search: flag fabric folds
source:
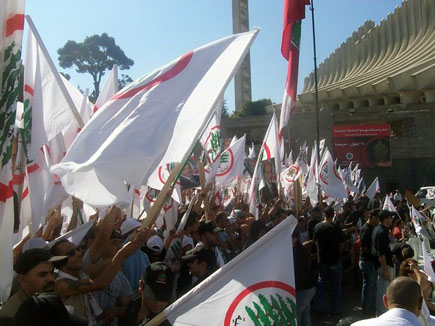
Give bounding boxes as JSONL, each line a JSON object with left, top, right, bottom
{"left": 279, "top": 0, "right": 310, "bottom": 134}
{"left": 318, "top": 149, "right": 347, "bottom": 200}
{"left": 51, "top": 29, "right": 259, "bottom": 207}
{"left": 365, "top": 177, "right": 380, "bottom": 199}
{"left": 164, "top": 216, "right": 298, "bottom": 326}
{"left": 0, "top": 0, "right": 25, "bottom": 302}
{"left": 93, "top": 64, "right": 118, "bottom": 113}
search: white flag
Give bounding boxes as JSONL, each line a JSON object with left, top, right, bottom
{"left": 48, "top": 220, "right": 95, "bottom": 248}
{"left": 318, "top": 149, "right": 347, "bottom": 200}
{"left": 382, "top": 195, "right": 397, "bottom": 213}
{"left": 51, "top": 29, "right": 259, "bottom": 207}
{"left": 164, "top": 216, "right": 298, "bottom": 326}
{"left": 280, "top": 164, "right": 302, "bottom": 188}
{"left": 261, "top": 112, "right": 281, "bottom": 184}
{"left": 214, "top": 135, "right": 246, "bottom": 187}
{"left": 365, "top": 177, "right": 380, "bottom": 199}
{"left": 295, "top": 141, "right": 308, "bottom": 175}
{"left": 93, "top": 64, "right": 118, "bottom": 113}
{"left": 306, "top": 143, "right": 318, "bottom": 205}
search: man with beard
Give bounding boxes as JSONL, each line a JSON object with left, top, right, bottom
{"left": 0, "top": 248, "right": 67, "bottom": 318}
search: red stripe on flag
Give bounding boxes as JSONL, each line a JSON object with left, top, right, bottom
{"left": 24, "top": 84, "right": 34, "bottom": 96}
{"left": 281, "top": 0, "right": 309, "bottom": 60}
{"left": 5, "top": 14, "right": 25, "bottom": 37}
{"left": 93, "top": 105, "right": 98, "bottom": 113}
{"left": 0, "top": 180, "right": 14, "bottom": 202}
{"left": 112, "top": 51, "right": 193, "bottom": 100}
{"left": 27, "top": 163, "right": 40, "bottom": 174}
{"left": 13, "top": 172, "right": 25, "bottom": 185}
{"left": 22, "top": 187, "right": 29, "bottom": 200}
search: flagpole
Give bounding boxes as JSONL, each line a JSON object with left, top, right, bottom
{"left": 309, "top": 0, "right": 321, "bottom": 202}
{"left": 25, "top": 16, "right": 85, "bottom": 128}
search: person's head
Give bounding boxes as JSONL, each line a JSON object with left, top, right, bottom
{"left": 50, "top": 240, "right": 83, "bottom": 273}
{"left": 378, "top": 210, "right": 393, "bottom": 228}
{"left": 182, "top": 245, "right": 217, "bottom": 278}
{"left": 14, "top": 292, "right": 88, "bottom": 326}
{"left": 139, "top": 262, "right": 173, "bottom": 315}
{"left": 324, "top": 207, "right": 335, "bottom": 220}
{"left": 394, "top": 218, "right": 404, "bottom": 229}
{"left": 143, "top": 235, "right": 164, "bottom": 262}
{"left": 368, "top": 209, "right": 380, "bottom": 226}
{"left": 311, "top": 205, "right": 323, "bottom": 219}
{"left": 342, "top": 201, "right": 353, "bottom": 213}
{"left": 361, "top": 207, "right": 370, "bottom": 222}
{"left": 248, "top": 220, "right": 266, "bottom": 241}
{"left": 215, "top": 211, "right": 228, "bottom": 229}
{"left": 14, "top": 249, "right": 67, "bottom": 296}
{"left": 383, "top": 276, "right": 422, "bottom": 316}
{"left": 271, "top": 208, "right": 287, "bottom": 225}
{"left": 103, "top": 230, "right": 123, "bottom": 259}
{"left": 401, "top": 247, "right": 415, "bottom": 261}
{"left": 197, "top": 221, "right": 219, "bottom": 247}
{"left": 181, "top": 162, "right": 194, "bottom": 178}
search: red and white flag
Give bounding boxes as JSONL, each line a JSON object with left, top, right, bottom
{"left": 382, "top": 195, "right": 397, "bottom": 214}
{"left": 52, "top": 29, "right": 259, "bottom": 207}
{"left": 279, "top": 0, "right": 309, "bottom": 139}
{"left": 215, "top": 135, "right": 246, "bottom": 187}
{"left": 365, "top": 177, "right": 380, "bottom": 199}
{"left": 93, "top": 64, "right": 118, "bottom": 113}
{"left": 0, "top": 0, "right": 25, "bottom": 301}
{"left": 318, "top": 149, "right": 347, "bottom": 200}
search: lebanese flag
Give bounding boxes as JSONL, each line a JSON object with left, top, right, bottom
{"left": 279, "top": 0, "right": 310, "bottom": 137}
{"left": 0, "top": 0, "right": 25, "bottom": 301}
{"left": 163, "top": 216, "right": 297, "bottom": 326}
{"left": 318, "top": 149, "right": 347, "bottom": 200}
{"left": 365, "top": 177, "right": 380, "bottom": 199}
{"left": 92, "top": 64, "right": 118, "bottom": 113}
{"left": 52, "top": 29, "right": 259, "bottom": 207}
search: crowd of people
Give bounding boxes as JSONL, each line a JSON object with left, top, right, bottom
{"left": 0, "top": 185, "right": 434, "bottom": 326}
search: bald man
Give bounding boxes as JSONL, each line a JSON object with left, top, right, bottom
{"left": 351, "top": 276, "right": 423, "bottom": 326}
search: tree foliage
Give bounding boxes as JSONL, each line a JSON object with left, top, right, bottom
{"left": 232, "top": 98, "right": 272, "bottom": 117}
{"left": 57, "top": 33, "right": 134, "bottom": 99}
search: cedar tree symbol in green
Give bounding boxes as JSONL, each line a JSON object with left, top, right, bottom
{"left": 245, "top": 293, "right": 296, "bottom": 326}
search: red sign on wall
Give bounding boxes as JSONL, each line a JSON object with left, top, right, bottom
{"left": 333, "top": 124, "right": 391, "bottom": 168}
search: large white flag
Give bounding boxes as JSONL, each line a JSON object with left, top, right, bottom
{"left": 261, "top": 112, "right": 281, "bottom": 179}
{"left": 365, "top": 177, "right": 380, "bottom": 199}
{"left": 318, "top": 149, "right": 347, "bottom": 200}
{"left": 52, "top": 29, "right": 259, "bottom": 207}
{"left": 164, "top": 216, "right": 298, "bottom": 326}
{"left": 0, "top": 0, "right": 25, "bottom": 302}
{"left": 93, "top": 64, "right": 118, "bottom": 113}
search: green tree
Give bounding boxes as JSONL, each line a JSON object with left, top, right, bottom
{"left": 222, "top": 98, "right": 230, "bottom": 118}
{"left": 233, "top": 98, "right": 272, "bottom": 117}
{"left": 57, "top": 33, "right": 134, "bottom": 100}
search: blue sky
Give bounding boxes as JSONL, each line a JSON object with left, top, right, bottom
{"left": 24, "top": 0, "right": 403, "bottom": 112}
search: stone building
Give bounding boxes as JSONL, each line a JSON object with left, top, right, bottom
{"left": 222, "top": 0, "right": 435, "bottom": 193}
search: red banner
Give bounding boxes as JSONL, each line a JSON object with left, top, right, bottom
{"left": 333, "top": 124, "right": 391, "bottom": 168}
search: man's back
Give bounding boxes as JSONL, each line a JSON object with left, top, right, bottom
{"left": 351, "top": 307, "right": 421, "bottom": 326}
{"left": 313, "top": 221, "right": 343, "bottom": 265}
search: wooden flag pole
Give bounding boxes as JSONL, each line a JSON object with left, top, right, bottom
{"left": 197, "top": 161, "right": 212, "bottom": 221}
{"left": 139, "top": 162, "right": 183, "bottom": 230}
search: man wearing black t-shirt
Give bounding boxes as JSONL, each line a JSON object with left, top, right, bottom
{"left": 313, "top": 207, "right": 344, "bottom": 314}
{"left": 371, "top": 210, "right": 394, "bottom": 316}
{"left": 359, "top": 209, "right": 379, "bottom": 316}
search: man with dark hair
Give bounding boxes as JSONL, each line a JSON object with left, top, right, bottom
{"left": 197, "top": 220, "right": 225, "bottom": 267}
{"left": 313, "top": 206, "right": 344, "bottom": 315}
{"left": 182, "top": 245, "right": 217, "bottom": 288}
{"left": 351, "top": 276, "right": 422, "bottom": 325}
{"left": 371, "top": 210, "right": 394, "bottom": 316}
{"left": 0, "top": 249, "right": 67, "bottom": 318}
{"left": 359, "top": 209, "right": 379, "bottom": 316}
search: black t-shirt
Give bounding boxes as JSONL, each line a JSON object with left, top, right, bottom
{"left": 371, "top": 224, "right": 393, "bottom": 268}
{"left": 360, "top": 223, "right": 375, "bottom": 262}
{"left": 293, "top": 241, "right": 315, "bottom": 291}
{"left": 313, "top": 221, "right": 344, "bottom": 265}
{"left": 307, "top": 218, "right": 321, "bottom": 240}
